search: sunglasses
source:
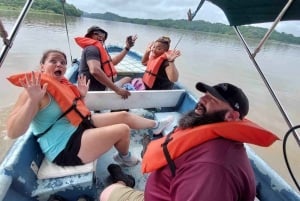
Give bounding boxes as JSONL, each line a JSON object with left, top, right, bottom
{"left": 93, "top": 32, "right": 106, "bottom": 37}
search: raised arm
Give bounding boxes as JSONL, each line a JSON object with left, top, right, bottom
{"left": 6, "top": 73, "right": 47, "bottom": 139}
{"left": 141, "top": 41, "right": 154, "bottom": 66}
{"left": 165, "top": 49, "right": 181, "bottom": 82}
{"left": 111, "top": 35, "right": 137, "bottom": 65}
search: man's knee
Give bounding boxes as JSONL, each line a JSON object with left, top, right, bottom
{"left": 99, "top": 184, "right": 123, "bottom": 201}
{"left": 118, "top": 110, "right": 130, "bottom": 119}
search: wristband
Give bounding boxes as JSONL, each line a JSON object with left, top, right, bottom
{"left": 125, "top": 47, "right": 130, "bottom": 51}
{"left": 168, "top": 60, "right": 174, "bottom": 63}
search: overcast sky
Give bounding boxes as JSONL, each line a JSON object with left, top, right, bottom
{"left": 66, "top": 0, "right": 300, "bottom": 37}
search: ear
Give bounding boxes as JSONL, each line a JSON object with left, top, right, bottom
{"left": 40, "top": 65, "right": 45, "bottom": 72}
{"left": 224, "top": 110, "right": 240, "bottom": 121}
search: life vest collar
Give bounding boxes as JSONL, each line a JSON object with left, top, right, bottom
{"left": 141, "top": 119, "right": 279, "bottom": 173}
{"left": 75, "top": 37, "right": 117, "bottom": 78}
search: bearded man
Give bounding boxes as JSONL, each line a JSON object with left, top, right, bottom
{"left": 99, "top": 82, "right": 276, "bottom": 201}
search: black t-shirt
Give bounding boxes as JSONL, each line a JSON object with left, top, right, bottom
{"left": 79, "top": 45, "right": 106, "bottom": 91}
{"left": 146, "top": 60, "right": 174, "bottom": 90}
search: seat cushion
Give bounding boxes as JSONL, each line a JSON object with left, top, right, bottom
{"left": 37, "top": 158, "right": 96, "bottom": 179}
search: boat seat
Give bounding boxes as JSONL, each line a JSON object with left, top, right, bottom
{"left": 0, "top": 131, "right": 97, "bottom": 200}
{"left": 37, "top": 158, "right": 96, "bottom": 179}
{"left": 32, "top": 158, "right": 97, "bottom": 199}
{"left": 85, "top": 89, "right": 186, "bottom": 111}
{"left": 154, "top": 112, "right": 181, "bottom": 135}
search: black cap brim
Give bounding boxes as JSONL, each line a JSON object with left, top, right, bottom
{"left": 195, "top": 82, "right": 227, "bottom": 102}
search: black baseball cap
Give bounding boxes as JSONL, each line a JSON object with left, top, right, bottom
{"left": 85, "top": 26, "right": 108, "bottom": 40}
{"left": 196, "top": 82, "right": 249, "bottom": 118}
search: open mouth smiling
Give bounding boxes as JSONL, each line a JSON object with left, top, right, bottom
{"left": 195, "top": 103, "right": 206, "bottom": 115}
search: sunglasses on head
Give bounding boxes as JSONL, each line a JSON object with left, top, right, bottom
{"left": 157, "top": 36, "right": 170, "bottom": 45}
{"left": 161, "top": 36, "right": 170, "bottom": 42}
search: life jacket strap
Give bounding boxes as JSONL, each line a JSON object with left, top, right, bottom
{"left": 161, "top": 126, "right": 177, "bottom": 177}
{"left": 102, "top": 60, "right": 110, "bottom": 65}
{"left": 35, "top": 97, "right": 93, "bottom": 138}
{"left": 101, "top": 60, "right": 115, "bottom": 82}
{"left": 145, "top": 70, "right": 157, "bottom": 76}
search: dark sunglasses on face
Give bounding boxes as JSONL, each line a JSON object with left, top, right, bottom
{"left": 93, "top": 32, "right": 106, "bottom": 37}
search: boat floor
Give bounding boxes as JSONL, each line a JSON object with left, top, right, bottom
{"left": 93, "top": 109, "right": 155, "bottom": 198}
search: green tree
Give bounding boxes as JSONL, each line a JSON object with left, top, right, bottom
{"left": 0, "top": 0, "right": 83, "bottom": 16}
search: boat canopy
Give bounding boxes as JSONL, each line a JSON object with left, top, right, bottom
{"left": 208, "top": 0, "right": 300, "bottom": 26}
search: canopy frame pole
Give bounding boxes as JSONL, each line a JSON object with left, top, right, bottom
{"left": 0, "top": 0, "right": 34, "bottom": 68}
{"left": 60, "top": 0, "right": 73, "bottom": 62}
{"left": 253, "top": 0, "right": 294, "bottom": 57}
{"left": 234, "top": 26, "right": 300, "bottom": 145}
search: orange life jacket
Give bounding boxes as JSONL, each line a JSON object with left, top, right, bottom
{"left": 142, "top": 119, "right": 279, "bottom": 173}
{"left": 75, "top": 37, "right": 117, "bottom": 77}
{"left": 142, "top": 53, "right": 168, "bottom": 88}
{"left": 7, "top": 72, "right": 91, "bottom": 126}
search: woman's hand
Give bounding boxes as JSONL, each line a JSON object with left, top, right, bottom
{"left": 166, "top": 49, "right": 181, "bottom": 62}
{"left": 77, "top": 74, "right": 90, "bottom": 98}
{"left": 6, "top": 71, "right": 47, "bottom": 139}
{"left": 19, "top": 72, "right": 47, "bottom": 103}
{"left": 146, "top": 41, "right": 154, "bottom": 53}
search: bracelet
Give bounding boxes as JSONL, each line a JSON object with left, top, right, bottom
{"left": 125, "top": 47, "right": 130, "bottom": 51}
{"left": 168, "top": 60, "right": 174, "bottom": 63}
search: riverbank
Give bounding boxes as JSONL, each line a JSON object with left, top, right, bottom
{"left": 0, "top": 7, "right": 61, "bottom": 16}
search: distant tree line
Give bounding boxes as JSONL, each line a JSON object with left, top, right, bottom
{"left": 1, "top": 0, "right": 299, "bottom": 45}
{"left": 85, "top": 12, "right": 300, "bottom": 45}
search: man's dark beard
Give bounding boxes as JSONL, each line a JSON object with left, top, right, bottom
{"left": 178, "top": 110, "right": 228, "bottom": 129}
